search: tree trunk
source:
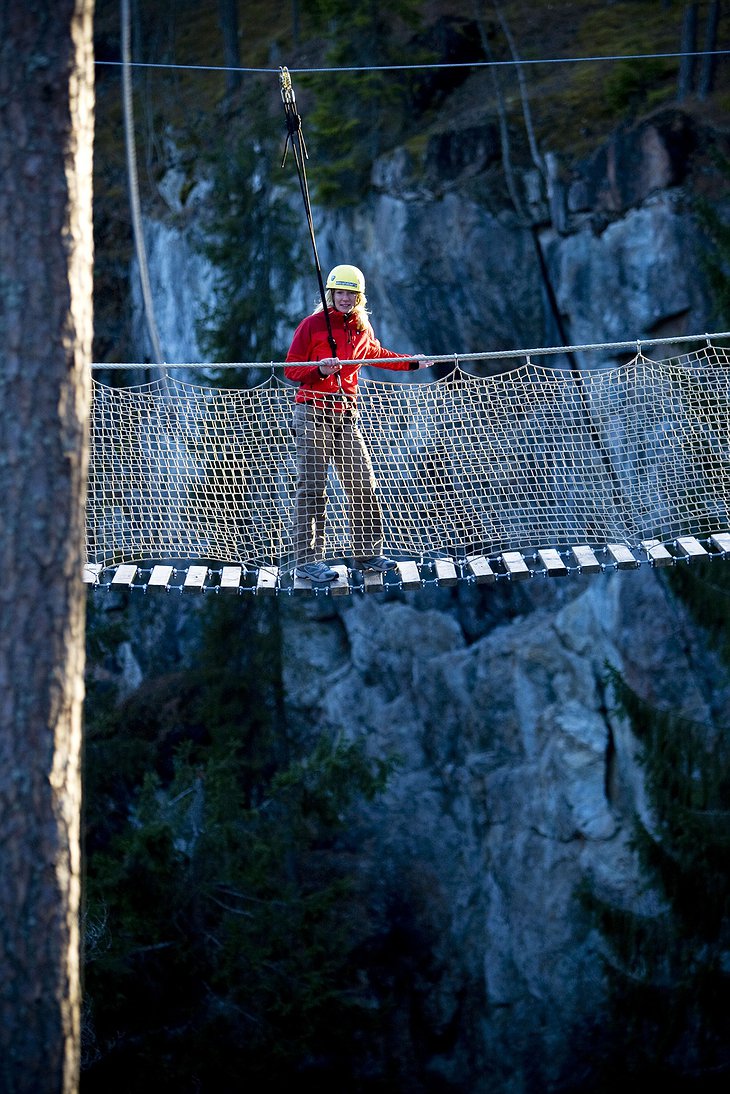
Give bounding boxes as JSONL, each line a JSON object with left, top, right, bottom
{"left": 698, "top": 0, "right": 720, "bottom": 99}
{"left": 677, "top": 2, "right": 698, "bottom": 100}
{"left": 218, "top": 0, "right": 242, "bottom": 96}
{"left": 0, "top": 1, "right": 94, "bottom": 1091}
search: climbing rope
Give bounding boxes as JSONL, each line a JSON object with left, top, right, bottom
{"left": 120, "top": 0, "right": 164, "bottom": 368}
{"left": 279, "top": 66, "right": 337, "bottom": 359}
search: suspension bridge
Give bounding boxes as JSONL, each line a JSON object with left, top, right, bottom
{"left": 84, "top": 332, "right": 730, "bottom": 596}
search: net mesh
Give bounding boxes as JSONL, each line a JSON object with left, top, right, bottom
{"left": 87, "top": 343, "right": 730, "bottom": 569}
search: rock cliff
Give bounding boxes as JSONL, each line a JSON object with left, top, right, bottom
{"left": 115, "top": 101, "right": 730, "bottom": 1088}
{"left": 136, "top": 107, "right": 722, "bottom": 367}
{"left": 277, "top": 566, "right": 725, "bottom": 1088}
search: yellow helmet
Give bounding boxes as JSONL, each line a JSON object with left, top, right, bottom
{"left": 326, "top": 264, "right": 365, "bottom": 294}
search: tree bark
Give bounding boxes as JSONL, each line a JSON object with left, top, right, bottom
{"left": 218, "top": 0, "right": 242, "bottom": 96}
{"left": 472, "top": 3, "right": 526, "bottom": 221}
{"left": 0, "top": 1, "right": 94, "bottom": 1091}
{"left": 698, "top": 0, "right": 720, "bottom": 100}
{"left": 491, "top": 0, "right": 545, "bottom": 179}
{"left": 677, "top": 2, "right": 698, "bottom": 100}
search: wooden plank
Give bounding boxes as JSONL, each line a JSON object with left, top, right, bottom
{"left": 363, "top": 570, "right": 384, "bottom": 593}
{"left": 606, "top": 543, "right": 640, "bottom": 569}
{"left": 219, "top": 566, "right": 242, "bottom": 593}
{"left": 537, "top": 548, "right": 568, "bottom": 577}
{"left": 641, "top": 539, "right": 673, "bottom": 567}
{"left": 466, "top": 555, "right": 495, "bottom": 584}
{"left": 676, "top": 535, "right": 708, "bottom": 559}
{"left": 710, "top": 533, "right": 730, "bottom": 555}
{"left": 147, "top": 565, "right": 174, "bottom": 588}
{"left": 501, "top": 551, "right": 531, "bottom": 580}
{"left": 570, "top": 545, "right": 602, "bottom": 574}
{"left": 183, "top": 565, "right": 208, "bottom": 591}
{"left": 330, "top": 564, "right": 350, "bottom": 596}
{"left": 396, "top": 560, "right": 422, "bottom": 590}
{"left": 434, "top": 557, "right": 458, "bottom": 586}
{"left": 256, "top": 566, "right": 278, "bottom": 595}
{"left": 292, "top": 570, "right": 338, "bottom": 594}
{"left": 111, "top": 563, "right": 137, "bottom": 586}
{"left": 83, "top": 563, "right": 103, "bottom": 584}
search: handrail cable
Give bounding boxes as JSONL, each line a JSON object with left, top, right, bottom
{"left": 90, "top": 329, "right": 730, "bottom": 370}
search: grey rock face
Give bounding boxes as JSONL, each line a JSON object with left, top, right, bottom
{"left": 280, "top": 570, "right": 717, "bottom": 1088}
{"left": 313, "top": 109, "right": 712, "bottom": 361}
{"left": 137, "top": 111, "right": 713, "bottom": 373}
{"left": 544, "top": 192, "right": 705, "bottom": 352}
{"left": 131, "top": 219, "right": 216, "bottom": 365}
{"left": 123, "top": 104, "right": 726, "bottom": 1088}
{"left": 569, "top": 109, "right": 699, "bottom": 215}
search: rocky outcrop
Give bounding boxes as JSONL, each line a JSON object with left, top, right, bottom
{"left": 131, "top": 218, "right": 215, "bottom": 364}
{"left": 137, "top": 107, "right": 719, "bottom": 369}
{"left": 90, "top": 556, "right": 726, "bottom": 1090}
{"left": 279, "top": 568, "right": 721, "bottom": 1090}
{"left": 567, "top": 109, "right": 699, "bottom": 217}
{"left": 544, "top": 190, "right": 705, "bottom": 353}
{"left": 118, "top": 102, "right": 730, "bottom": 1089}
{"left": 316, "top": 108, "right": 715, "bottom": 362}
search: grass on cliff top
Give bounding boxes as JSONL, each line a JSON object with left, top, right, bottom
{"left": 94, "top": 0, "right": 727, "bottom": 155}
{"left": 92, "top": 0, "right": 729, "bottom": 205}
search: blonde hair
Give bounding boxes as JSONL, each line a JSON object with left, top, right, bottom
{"left": 313, "top": 288, "right": 370, "bottom": 332}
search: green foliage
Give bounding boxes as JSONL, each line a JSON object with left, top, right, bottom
{"left": 82, "top": 597, "right": 399, "bottom": 1089}
{"left": 667, "top": 561, "right": 730, "bottom": 668}
{"left": 695, "top": 147, "right": 730, "bottom": 328}
{"left": 607, "top": 666, "right": 730, "bottom": 860}
{"left": 537, "top": 1, "right": 682, "bottom": 155}
{"left": 603, "top": 58, "right": 674, "bottom": 115}
{"left": 196, "top": 89, "right": 307, "bottom": 372}
{"left": 302, "top": 0, "right": 430, "bottom": 207}
{"left": 577, "top": 666, "right": 730, "bottom": 1089}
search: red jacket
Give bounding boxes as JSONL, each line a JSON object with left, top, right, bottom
{"left": 285, "top": 307, "right": 417, "bottom": 409}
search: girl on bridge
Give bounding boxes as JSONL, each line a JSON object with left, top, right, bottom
{"left": 285, "top": 263, "right": 432, "bottom": 584}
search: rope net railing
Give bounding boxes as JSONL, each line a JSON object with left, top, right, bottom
{"left": 87, "top": 341, "right": 730, "bottom": 573}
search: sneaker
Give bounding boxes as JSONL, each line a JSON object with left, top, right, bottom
{"left": 357, "top": 556, "right": 398, "bottom": 573}
{"left": 296, "top": 561, "right": 338, "bottom": 583}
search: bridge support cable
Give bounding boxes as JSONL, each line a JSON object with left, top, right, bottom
{"left": 83, "top": 532, "right": 730, "bottom": 597}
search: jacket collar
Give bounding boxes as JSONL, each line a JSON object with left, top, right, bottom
{"left": 328, "top": 306, "right": 356, "bottom": 326}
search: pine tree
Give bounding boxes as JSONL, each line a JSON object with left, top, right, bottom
{"left": 577, "top": 665, "right": 730, "bottom": 1091}
{"left": 82, "top": 595, "right": 397, "bottom": 1088}
{"left": 197, "top": 88, "right": 307, "bottom": 375}
{"left": 303, "top": 0, "right": 428, "bottom": 206}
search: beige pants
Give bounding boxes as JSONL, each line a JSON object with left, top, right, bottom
{"left": 292, "top": 402, "right": 383, "bottom": 564}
